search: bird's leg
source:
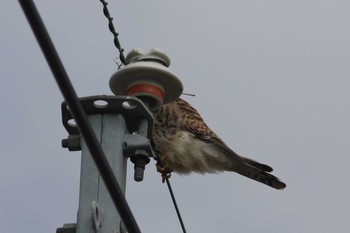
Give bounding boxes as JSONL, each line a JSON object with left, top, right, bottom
{"left": 156, "top": 153, "right": 173, "bottom": 182}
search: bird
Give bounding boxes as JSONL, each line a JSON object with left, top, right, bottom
{"left": 151, "top": 98, "right": 286, "bottom": 190}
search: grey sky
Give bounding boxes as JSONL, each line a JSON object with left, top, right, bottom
{"left": 1, "top": 0, "right": 350, "bottom": 232}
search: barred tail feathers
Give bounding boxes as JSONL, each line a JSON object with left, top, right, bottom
{"left": 231, "top": 163, "right": 286, "bottom": 190}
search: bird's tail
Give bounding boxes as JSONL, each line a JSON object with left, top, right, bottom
{"left": 231, "top": 162, "right": 286, "bottom": 190}
{"left": 241, "top": 157, "right": 274, "bottom": 172}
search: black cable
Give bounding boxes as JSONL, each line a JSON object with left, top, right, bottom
{"left": 155, "top": 153, "right": 187, "bottom": 233}
{"left": 165, "top": 178, "right": 188, "bottom": 233}
{"left": 18, "top": 1, "right": 140, "bottom": 232}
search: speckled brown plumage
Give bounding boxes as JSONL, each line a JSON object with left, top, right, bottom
{"left": 152, "top": 98, "right": 286, "bottom": 190}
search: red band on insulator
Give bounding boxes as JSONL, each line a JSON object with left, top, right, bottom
{"left": 127, "top": 84, "right": 164, "bottom": 101}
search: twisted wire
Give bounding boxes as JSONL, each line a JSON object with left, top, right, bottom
{"left": 99, "top": 0, "right": 127, "bottom": 65}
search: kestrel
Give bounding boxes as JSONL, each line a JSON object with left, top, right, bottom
{"left": 152, "top": 98, "right": 286, "bottom": 190}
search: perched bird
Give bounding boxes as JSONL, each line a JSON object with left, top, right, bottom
{"left": 152, "top": 98, "right": 286, "bottom": 190}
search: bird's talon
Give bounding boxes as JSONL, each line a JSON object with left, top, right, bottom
{"left": 161, "top": 172, "right": 171, "bottom": 183}
{"left": 156, "top": 162, "right": 173, "bottom": 182}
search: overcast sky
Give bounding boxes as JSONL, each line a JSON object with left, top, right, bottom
{"left": 1, "top": 1, "right": 350, "bottom": 232}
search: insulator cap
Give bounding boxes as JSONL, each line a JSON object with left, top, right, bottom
{"left": 109, "top": 48, "right": 183, "bottom": 110}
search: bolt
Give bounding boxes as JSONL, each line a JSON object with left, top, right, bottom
{"left": 61, "top": 135, "right": 81, "bottom": 151}
{"left": 130, "top": 150, "right": 150, "bottom": 182}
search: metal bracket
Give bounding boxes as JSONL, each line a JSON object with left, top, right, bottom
{"left": 61, "top": 95, "right": 154, "bottom": 139}
{"left": 123, "top": 134, "right": 153, "bottom": 158}
{"left": 61, "top": 95, "right": 155, "bottom": 181}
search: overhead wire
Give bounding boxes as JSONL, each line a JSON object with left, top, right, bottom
{"left": 18, "top": 1, "right": 140, "bottom": 232}
{"left": 99, "top": 0, "right": 127, "bottom": 65}
{"left": 152, "top": 149, "right": 187, "bottom": 233}
{"left": 165, "top": 174, "right": 188, "bottom": 233}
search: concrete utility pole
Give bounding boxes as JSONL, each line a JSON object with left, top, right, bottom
{"left": 57, "top": 49, "right": 183, "bottom": 233}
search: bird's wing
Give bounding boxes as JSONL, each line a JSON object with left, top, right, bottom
{"left": 177, "top": 98, "right": 274, "bottom": 173}
{"left": 206, "top": 136, "right": 286, "bottom": 190}
{"left": 176, "top": 98, "right": 214, "bottom": 138}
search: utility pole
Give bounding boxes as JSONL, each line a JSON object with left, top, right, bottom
{"left": 57, "top": 49, "right": 183, "bottom": 233}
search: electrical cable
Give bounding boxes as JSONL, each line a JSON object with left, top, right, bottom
{"left": 155, "top": 154, "right": 188, "bottom": 233}
{"left": 18, "top": 1, "right": 140, "bottom": 232}
{"left": 99, "top": 0, "right": 127, "bottom": 65}
{"left": 165, "top": 178, "right": 188, "bottom": 233}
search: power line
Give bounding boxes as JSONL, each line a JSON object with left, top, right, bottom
{"left": 18, "top": 1, "right": 140, "bottom": 232}
{"left": 165, "top": 178, "right": 188, "bottom": 233}
{"left": 99, "top": 0, "right": 127, "bottom": 65}
{"left": 156, "top": 154, "right": 187, "bottom": 233}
